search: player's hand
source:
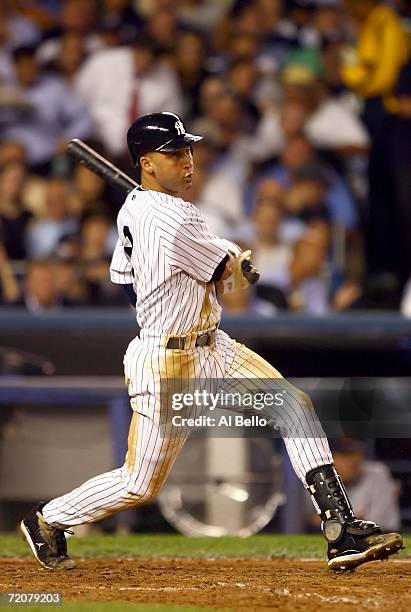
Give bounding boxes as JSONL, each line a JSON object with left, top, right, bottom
{"left": 237, "top": 250, "right": 253, "bottom": 289}
{"left": 239, "top": 250, "right": 260, "bottom": 285}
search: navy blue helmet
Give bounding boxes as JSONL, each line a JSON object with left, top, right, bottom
{"left": 127, "top": 112, "right": 203, "bottom": 167}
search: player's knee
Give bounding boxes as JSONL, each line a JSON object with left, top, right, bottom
{"left": 135, "top": 487, "right": 158, "bottom": 505}
{"left": 122, "top": 470, "right": 162, "bottom": 505}
{"left": 124, "top": 482, "right": 158, "bottom": 505}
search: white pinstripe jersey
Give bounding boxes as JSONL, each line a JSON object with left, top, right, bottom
{"left": 110, "top": 187, "right": 230, "bottom": 335}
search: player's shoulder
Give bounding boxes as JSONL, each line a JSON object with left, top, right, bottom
{"left": 164, "top": 195, "right": 206, "bottom": 227}
{"left": 144, "top": 191, "right": 200, "bottom": 221}
{"left": 120, "top": 189, "right": 203, "bottom": 228}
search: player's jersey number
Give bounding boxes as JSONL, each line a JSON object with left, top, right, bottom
{"left": 123, "top": 225, "right": 135, "bottom": 277}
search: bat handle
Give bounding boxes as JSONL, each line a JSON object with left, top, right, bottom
{"left": 241, "top": 259, "right": 260, "bottom": 285}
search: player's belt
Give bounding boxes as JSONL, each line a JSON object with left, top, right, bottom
{"left": 165, "top": 329, "right": 216, "bottom": 350}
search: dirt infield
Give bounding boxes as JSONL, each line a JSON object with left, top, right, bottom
{"left": 1, "top": 558, "right": 410, "bottom": 610}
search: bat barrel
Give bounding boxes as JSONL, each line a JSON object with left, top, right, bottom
{"left": 67, "top": 139, "right": 138, "bottom": 194}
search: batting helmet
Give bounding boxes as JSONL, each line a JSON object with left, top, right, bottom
{"left": 127, "top": 112, "right": 203, "bottom": 167}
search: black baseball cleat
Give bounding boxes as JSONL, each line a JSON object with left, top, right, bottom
{"left": 327, "top": 521, "right": 404, "bottom": 572}
{"left": 20, "top": 502, "right": 76, "bottom": 570}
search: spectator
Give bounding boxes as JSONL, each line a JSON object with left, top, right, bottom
{"left": 251, "top": 178, "right": 331, "bottom": 314}
{"left": 213, "top": 2, "right": 261, "bottom": 54}
{"left": 226, "top": 57, "right": 260, "bottom": 127}
{"left": 185, "top": 140, "right": 247, "bottom": 241}
{"left": 221, "top": 285, "right": 278, "bottom": 316}
{"left": 70, "top": 158, "right": 110, "bottom": 217}
{"left": 288, "top": 222, "right": 331, "bottom": 314}
{"left": 265, "top": 135, "right": 359, "bottom": 229}
{"left": 251, "top": 179, "right": 297, "bottom": 309}
{"left": 44, "top": 31, "right": 87, "bottom": 85}
{"left": 341, "top": 0, "right": 409, "bottom": 283}
{"left": 0, "top": 45, "right": 92, "bottom": 172}
{"left": 20, "top": 259, "right": 62, "bottom": 313}
{"left": 75, "top": 35, "right": 183, "bottom": 158}
{"left": 37, "top": 0, "right": 100, "bottom": 66}
{"left": 225, "top": 32, "right": 261, "bottom": 63}
{"left": 0, "top": 161, "right": 31, "bottom": 260}
{"left": 190, "top": 76, "right": 227, "bottom": 142}
{"left": 388, "top": 59, "right": 411, "bottom": 284}
{"left": 245, "top": 98, "right": 308, "bottom": 163}
{"left": 0, "top": 141, "right": 26, "bottom": 167}
{"left": 145, "top": 8, "right": 179, "bottom": 56}
{"left": 191, "top": 88, "right": 252, "bottom": 191}
{"left": 25, "top": 178, "right": 79, "bottom": 258}
{"left": 53, "top": 258, "right": 91, "bottom": 306}
{"left": 97, "top": 0, "right": 142, "bottom": 48}
{"left": 79, "top": 213, "right": 115, "bottom": 262}
{"left": 255, "top": 0, "right": 299, "bottom": 69}
{"left": 341, "top": 0, "right": 408, "bottom": 105}
{"left": 299, "top": 1, "right": 344, "bottom": 49}
{"left": 173, "top": 31, "right": 209, "bottom": 120}
{"left": 284, "top": 162, "right": 331, "bottom": 224}
{"left": 177, "top": 0, "right": 227, "bottom": 34}
{"left": 279, "top": 48, "right": 369, "bottom": 154}
{"left": 0, "top": 241, "right": 20, "bottom": 304}
{"left": 305, "top": 439, "right": 401, "bottom": 532}
{"left": 78, "top": 213, "right": 124, "bottom": 306}
{"left": 11, "top": 2, "right": 55, "bottom": 32}
{"left": 0, "top": 15, "right": 16, "bottom": 85}
{"left": 0, "top": 4, "right": 40, "bottom": 51}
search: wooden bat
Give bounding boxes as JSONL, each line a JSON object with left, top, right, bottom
{"left": 67, "top": 139, "right": 138, "bottom": 193}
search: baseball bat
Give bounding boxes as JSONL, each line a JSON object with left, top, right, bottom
{"left": 67, "top": 139, "right": 139, "bottom": 194}
{"left": 66, "top": 139, "right": 259, "bottom": 285}
{"left": 241, "top": 259, "right": 260, "bottom": 285}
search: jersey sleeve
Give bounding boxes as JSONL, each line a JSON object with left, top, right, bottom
{"left": 110, "top": 238, "right": 134, "bottom": 284}
{"left": 165, "top": 208, "right": 230, "bottom": 283}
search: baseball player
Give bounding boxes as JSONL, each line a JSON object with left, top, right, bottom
{"left": 21, "top": 112, "right": 403, "bottom": 572}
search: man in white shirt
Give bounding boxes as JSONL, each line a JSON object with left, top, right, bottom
{"left": 250, "top": 62, "right": 369, "bottom": 162}
{"left": 75, "top": 35, "right": 183, "bottom": 158}
{"left": 305, "top": 439, "right": 401, "bottom": 533}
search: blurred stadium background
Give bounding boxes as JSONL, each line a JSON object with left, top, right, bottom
{"left": 0, "top": 0, "right": 411, "bottom": 538}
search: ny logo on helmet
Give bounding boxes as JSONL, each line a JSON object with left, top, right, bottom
{"left": 175, "top": 119, "right": 185, "bottom": 135}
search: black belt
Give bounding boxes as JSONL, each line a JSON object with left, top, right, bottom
{"left": 166, "top": 329, "right": 216, "bottom": 350}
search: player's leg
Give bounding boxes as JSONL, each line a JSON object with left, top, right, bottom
{"left": 225, "top": 342, "right": 403, "bottom": 571}
{"left": 20, "top": 393, "right": 190, "bottom": 570}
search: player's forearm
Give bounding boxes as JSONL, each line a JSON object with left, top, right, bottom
{"left": 213, "top": 254, "right": 232, "bottom": 295}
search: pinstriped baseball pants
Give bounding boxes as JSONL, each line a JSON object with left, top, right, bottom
{"left": 42, "top": 330, "right": 333, "bottom": 527}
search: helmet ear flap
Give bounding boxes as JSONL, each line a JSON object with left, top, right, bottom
{"left": 131, "top": 143, "right": 141, "bottom": 167}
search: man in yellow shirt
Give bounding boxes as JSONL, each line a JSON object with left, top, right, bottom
{"left": 342, "top": 0, "right": 409, "bottom": 287}
{"left": 342, "top": 0, "right": 408, "bottom": 103}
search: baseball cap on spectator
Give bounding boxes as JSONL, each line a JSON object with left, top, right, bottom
{"left": 282, "top": 48, "right": 324, "bottom": 85}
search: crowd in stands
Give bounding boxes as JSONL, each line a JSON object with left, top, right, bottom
{"left": 0, "top": 0, "right": 410, "bottom": 315}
